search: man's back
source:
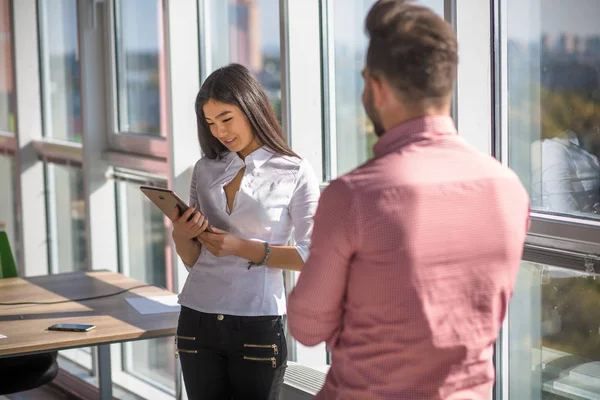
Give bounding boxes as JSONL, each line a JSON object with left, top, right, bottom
{"left": 288, "top": 117, "right": 529, "bottom": 399}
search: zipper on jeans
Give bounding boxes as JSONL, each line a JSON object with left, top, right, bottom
{"left": 243, "top": 343, "right": 278, "bottom": 355}
{"left": 175, "top": 335, "right": 197, "bottom": 358}
{"left": 243, "top": 356, "right": 277, "bottom": 368}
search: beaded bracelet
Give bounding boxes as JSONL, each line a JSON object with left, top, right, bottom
{"left": 247, "top": 242, "right": 270, "bottom": 270}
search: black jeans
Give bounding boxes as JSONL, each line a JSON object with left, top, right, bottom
{"left": 176, "top": 306, "right": 287, "bottom": 400}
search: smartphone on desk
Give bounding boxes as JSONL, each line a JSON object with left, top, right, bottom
{"left": 48, "top": 323, "right": 96, "bottom": 332}
{"left": 140, "top": 185, "right": 215, "bottom": 233}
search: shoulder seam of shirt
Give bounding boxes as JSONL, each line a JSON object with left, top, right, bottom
{"left": 290, "top": 158, "right": 307, "bottom": 195}
{"left": 278, "top": 154, "right": 303, "bottom": 166}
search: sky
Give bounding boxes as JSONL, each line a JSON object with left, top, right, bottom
{"left": 507, "top": 0, "right": 600, "bottom": 41}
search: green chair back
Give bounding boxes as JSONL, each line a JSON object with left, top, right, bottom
{"left": 0, "top": 228, "right": 18, "bottom": 279}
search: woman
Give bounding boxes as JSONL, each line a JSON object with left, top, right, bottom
{"left": 170, "top": 63, "right": 320, "bottom": 399}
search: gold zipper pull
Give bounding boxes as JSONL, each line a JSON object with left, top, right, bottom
{"left": 272, "top": 344, "right": 278, "bottom": 354}
{"left": 271, "top": 358, "right": 276, "bottom": 368}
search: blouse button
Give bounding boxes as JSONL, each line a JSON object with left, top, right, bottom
{"left": 217, "top": 314, "right": 224, "bottom": 321}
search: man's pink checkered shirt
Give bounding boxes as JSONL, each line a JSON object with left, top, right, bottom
{"left": 288, "top": 116, "right": 530, "bottom": 399}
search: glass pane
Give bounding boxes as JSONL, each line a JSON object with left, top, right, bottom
{"left": 114, "top": 0, "right": 162, "bottom": 136}
{"left": 0, "top": 0, "right": 15, "bottom": 133}
{"left": 209, "top": 0, "right": 282, "bottom": 120}
{"left": 506, "top": 0, "right": 600, "bottom": 219}
{"left": 0, "top": 155, "right": 19, "bottom": 266}
{"left": 116, "top": 180, "right": 175, "bottom": 390}
{"left": 509, "top": 261, "right": 600, "bottom": 399}
{"left": 38, "top": 0, "right": 82, "bottom": 142}
{"left": 329, "top": 0, "right": 445, "bottom": 177}
{"left": 46, "top": 164, "right": 86, "bottom": 273}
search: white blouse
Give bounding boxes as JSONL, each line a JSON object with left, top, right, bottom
{"left": 177, "top": 146, "right": 320, "bottom": 316}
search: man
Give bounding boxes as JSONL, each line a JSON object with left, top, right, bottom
{"left": 287, "top": 1, "right": 530, "bottom": 399}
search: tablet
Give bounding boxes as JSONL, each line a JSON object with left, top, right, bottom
{"left": 140, "top": 185, "right": 215, "bottom": 233}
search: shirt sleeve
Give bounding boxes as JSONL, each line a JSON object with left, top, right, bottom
{"left": 288, "top": 159, "right": 321, "bottom": 261}
{"left": 287, "top": 178, "right": 358, "bottom": 347}
{"left": 181, "top": 161, "right": 200, "bottom": 272}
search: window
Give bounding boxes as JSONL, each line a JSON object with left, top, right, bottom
{"left": 0, "top": 155, "right": 19, "bottom": 265}
{"left": 506, "top": 0, "right": 600, "bottom": 219}
{"left": 509, "top": 261, "right": 600, "bottom": 399}
{"left": 38, "top": 0, "right": 82, "bottom": 142}
{"left": 0, "top": 0, "right": 14, "bottom": 133}
{"left": 45, "top": 164, "right": 86, "bottom": 273}
{"left": 114, "top": 0, "right": 163, "bottom": 136}
{"left": 207, "top": 0, "right": 282, "bottom": 120}
{"left": 325, "top": 0, "right": 445, "bottom": 177}
{"left": 116, "top": 178, "right": 175, "bottom": 392}
{"left": 502, "top": 2, "right": 600, "bottom": 399}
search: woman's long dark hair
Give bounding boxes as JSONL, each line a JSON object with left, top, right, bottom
{"left": 195, "top": 63, "right": 298, "bottom": 159}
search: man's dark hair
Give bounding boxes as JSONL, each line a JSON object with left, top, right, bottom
{"left": 195, "top": 63, "right": 298, "bottom": 159}
{"left": 365, "top": 0, "right": 458, "bottom": 107}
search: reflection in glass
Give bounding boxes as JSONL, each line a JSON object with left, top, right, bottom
{"left": 38, "top": 0, "right": 82, "bottom": 142}
{"left": 329, "top": 0, "right": 445, "bottom": 176}
{"left": 0, "top": 155, "right": 19, "bottom": 266}
{"left": 509, "top": 262, "right": 600, "bottom": 399}
{"left": 507, "top": 0, "right": 600, "bottom": 218}
{"left": 46, "top": 164, "right": 86, "bottom": 273}
{"left": 114, "top": 0, "right": 162, "bottom": 135}
{"left": 209, "top": 0, "right": 282, "bottom": 120}
{"left": 116, "top": 179, "right": 174, "bottom": 390}
{"left": 0, "top": 0, "right": 15, "bottom": 133}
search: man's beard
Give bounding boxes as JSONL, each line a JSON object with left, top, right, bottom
{"left": 370, "top": 115, "right": 386, "bottom": 137}
{"left": 363, "top": 84, "right": 386, "bottom": 137}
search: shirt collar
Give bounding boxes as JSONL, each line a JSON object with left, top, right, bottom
{"left": 373, "top": 115, "right": 457, "bottom": 158}
{"left": 224, "top": 146, "right": 275, "bottom": 171}
{"left": 557, "top": 130, "right": 580, "bottom": 146}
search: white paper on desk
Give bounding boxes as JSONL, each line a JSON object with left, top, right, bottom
{"left": 126, "top": 295, "right": 181, "bottom": 314}
{"left": 0, "top": 334, "right": 6, "bottom": 339}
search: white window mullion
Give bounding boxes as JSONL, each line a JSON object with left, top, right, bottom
{"left": 13, "top": 0, "right": 49, "bottom": 277}
{"left": 164, "top": 1, "right": 201, "bottom": 398}
{"left": 78, "top": 0, "right": 119, "bottom": 274}
{"left": 321, "top": 0, "right": 338, "bottom": 182}
{"left": 455, "top": 0, "right": 493, "bottom": 155}
{"left": 163, "top": 0, "right": 201, "bottom": 293}
{"left": 280, "top": 0, "right": 327, "bottom": 367}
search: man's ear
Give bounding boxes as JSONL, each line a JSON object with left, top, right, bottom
{"left": 370, "top": 75, "right": 387, "bottom": 108}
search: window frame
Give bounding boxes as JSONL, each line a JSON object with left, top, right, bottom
{"left": 492, "top": 0, "right": 600, "bottom": 265}
{"left": 36, "top": 0, "right": 84, "bottom": 144}
{"left": 0, "top": 0, "right": 16, "bottom": 136}
{"left": 492, "top": 0, "right": 600, "bottom": 398}
{"left": 104, "top": 0, "right": 169, "bottom": 159}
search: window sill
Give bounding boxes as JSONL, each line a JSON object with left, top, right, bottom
{"left": 534, "top": 346, "right": 600, "bottom": 399}
{"left": 282, "top": 361, "right": 328, "bottom": 399}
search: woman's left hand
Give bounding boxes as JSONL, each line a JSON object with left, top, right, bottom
{"left": 197, "top": 226, "right": 245, "bottom": 257}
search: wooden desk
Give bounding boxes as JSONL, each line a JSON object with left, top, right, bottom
{"left": 0, "top": 271, "right": 179, "bottom": 399}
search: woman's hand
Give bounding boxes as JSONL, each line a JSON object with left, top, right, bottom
{"left": 198, "top": 227, "right": 245, "bottom": 257}
{"left": 170, "top": 205, "right": 210, "bottom": 240}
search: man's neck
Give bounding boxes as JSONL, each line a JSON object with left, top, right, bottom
{"left": 383, "top": 110, "right": 451, "bottom": 133}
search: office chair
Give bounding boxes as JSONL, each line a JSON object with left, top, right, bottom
{"left": 0, "top": 225, "right": 60, "bottom": 395}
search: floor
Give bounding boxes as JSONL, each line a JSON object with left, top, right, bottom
{"left": 0, "top": 385, "right": 81, "bottom": 400}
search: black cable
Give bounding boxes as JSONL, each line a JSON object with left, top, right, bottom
{"left": 0, "top": 284, "right": 155, "bottom": 306}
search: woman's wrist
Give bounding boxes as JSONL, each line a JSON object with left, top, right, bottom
{"left": 236, "top": 238, "right": 266, "bottom": 263}
{"left": 172, "top": 230, "right": 188, "bottom": 242}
